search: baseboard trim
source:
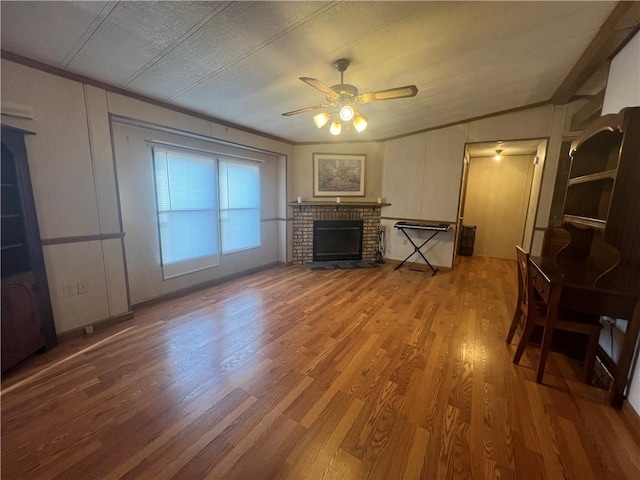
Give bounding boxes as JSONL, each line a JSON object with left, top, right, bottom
{"left": 622, "top": 401, "right": 640, "bottom": 438}
{"left": 132, "top": 262, "right": 283, "bottom": 310}
{"left": 57, "top": 311, "right": 134, "bottom": 342}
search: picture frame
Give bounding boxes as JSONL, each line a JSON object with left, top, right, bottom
{"left": 313, "top": 153, "right": 365, "bottom": 197}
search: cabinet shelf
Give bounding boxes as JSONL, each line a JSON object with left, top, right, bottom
{"left": 564, "top": 178, "right": 613, "bottom": 221}
{"left": 557, "top": 107, "right": 640, "bottom": 294}
{"left": 569, "top": 128, "right": 622, "bottom": 178}
{"left": 1, "top": 243, "right": 26, "bottom": 251}
{"left": 562, "top": 215, "right": 606, "bottom": 230}
{"left": 568, "top": 169, "right": 617, "bottom": 186}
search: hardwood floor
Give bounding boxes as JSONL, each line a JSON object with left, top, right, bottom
{"left": 2, "top": 256, "right": 639, "bottom": 479}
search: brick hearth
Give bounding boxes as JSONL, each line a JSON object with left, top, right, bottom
{"left": 291, "top": 204, "right": 383, "bottom": 264}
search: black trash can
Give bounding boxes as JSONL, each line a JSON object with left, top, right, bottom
{"left": 458, "top": 225, "right": 476, "bottom": 256}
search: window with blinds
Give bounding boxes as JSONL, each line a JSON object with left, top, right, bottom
{"left": 219, "top": 158, "right": 261, "bottom": 253}
{"left": 153, "top": 148, "right": 220, "bottom": 279}
{"left": 152, "top": 147, "right": 262, "bottom": 279}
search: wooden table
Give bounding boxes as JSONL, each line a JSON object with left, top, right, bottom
{"left": 529, "top": 256, "right": 640, "bottom": 408}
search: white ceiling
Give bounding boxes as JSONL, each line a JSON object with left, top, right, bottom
{"left": 0, "top": 1, "right": 618, "bottom": 144}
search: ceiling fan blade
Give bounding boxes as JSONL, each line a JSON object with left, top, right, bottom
{"left": 356, "top": 85, "right": 418, "bottom": 103}
{"left": 299, "top": 77, "right": 339, "bottom": 101}
{"left": 281, "top": 104, "right": 328, "bottom": 116}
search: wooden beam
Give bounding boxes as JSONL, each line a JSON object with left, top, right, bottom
{"left": 551, "top": 1, "right": 640, "bottom": 105}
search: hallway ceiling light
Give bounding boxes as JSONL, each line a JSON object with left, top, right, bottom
{"left": 494, "top": 149, "right": 503, "bottom": 161}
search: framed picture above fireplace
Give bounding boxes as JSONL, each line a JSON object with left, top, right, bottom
{"left": 313, "top": 153, "right": 365, "bottom": 196}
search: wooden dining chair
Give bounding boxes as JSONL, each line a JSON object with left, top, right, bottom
{"left": 506, "top": 246, "right": 542, "bottom": 344}
{"left": 508, "top": 246, "right": 601, "bottom": 384}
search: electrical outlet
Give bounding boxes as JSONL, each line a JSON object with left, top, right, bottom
{"left": 63, "top": 282, "right": 76, "bottom": 297}
{"left": 77, "top": 280, "right": 88, "bottom": 294}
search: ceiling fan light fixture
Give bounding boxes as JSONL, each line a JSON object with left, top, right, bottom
{"left": 282, "top": 58, "right": 417, "bottom": 137}
{"left": 329, "top": 120, "right": 342, "bottom": 135}
{"left": 313, "top": 111, "right": 331, "bottom": 128}
{"left": 339, "top": 105, "right": 355, "bottom": 122}
{"left": 353, "top": 113, "right": 368, "bottom": 132}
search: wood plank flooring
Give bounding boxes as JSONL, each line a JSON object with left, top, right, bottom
{"left": 2, "top": 256, "right": 639, "bottom": 479}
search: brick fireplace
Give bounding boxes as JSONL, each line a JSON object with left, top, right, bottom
{"left": 291, "top": 203, "right": 384, "bottom": 264}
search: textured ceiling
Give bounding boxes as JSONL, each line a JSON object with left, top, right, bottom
{"left": 0, "top": 1, "right": 618, "bottom": 144}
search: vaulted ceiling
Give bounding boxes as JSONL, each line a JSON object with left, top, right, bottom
{"left": 1, "top": 1, "right": 637, "bottom": 144}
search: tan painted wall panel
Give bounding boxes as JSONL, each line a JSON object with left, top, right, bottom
{"left": 382, "top": 133, "right": 427, "bottom": 219}
{"left": 291, "top": 142, "right": 384, "bottom": 202}
{"left": 84, "top": 85, "right": 122, "bottom": 234}
{"left": 420, "top": 124, "right": 468, "bottom": 222}
{"left": 522, "top": 140, "right": 547, "bottom": 252}
{"left": 467, "top": 105, "right": 554, "bottom": 143}
{"left": 101, "top": 238, "right": 130, "bottom": 317}
{"left": 1, "top": 60, "right": 100, "bottom": 238}
{"left": 43, "top": 242, "right": 110, "bottom": 333}
{"left": 603, "top": 31, "right": 640, "bottom": 115}
{"left": 463, "top": 155, "right": 534, "bottom": 260}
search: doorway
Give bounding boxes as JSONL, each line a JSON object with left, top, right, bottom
{"left": 457, "top": 139, "right": 546, "bottom": 260}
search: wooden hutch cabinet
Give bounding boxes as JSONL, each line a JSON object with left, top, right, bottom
{"left": 554, "top": 106, "right": 640, "bottom": 406}
{"left": 1, "top": 125, "right": 57, "bottom": 372}
{"left": 557, "top": 106, "right": 640, "bottom": 292}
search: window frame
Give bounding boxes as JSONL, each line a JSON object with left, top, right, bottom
{"left": 218, "top": 156, "right": 262, "bottom": 255}
{"left": 152, "top": 147, "right": 221, "bottom": 279}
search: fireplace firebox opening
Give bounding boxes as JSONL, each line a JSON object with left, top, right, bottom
{"left": 313, "top": 220, "right": 363, "bottom": 261}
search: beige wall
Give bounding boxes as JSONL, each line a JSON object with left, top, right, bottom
{"left": 376, "top": 104, "right": 564, "bottom": 268}
{"left": 463, "top": 155, "right": 534, "bottom": 259}
{"left": 288, "top": 142, "right": 384, "bottom": 263}
{"left": 522, "top": 139, "right": 548, "bottom": 253}
{"left": 112, "top": 121, "right": 281, "bottom": 304}
{"left": 381, "top": 125, "right": 467, "bottom": 268}
{"left": 0, "top": 59, "right": 292, "bottom": 333}
{"left": 1, "top": 60, "right": 128, "bottom": 333}
{"left": 290, "top": 142, "right": 385, "bottom": 202}
{"left": 602, "top": 30, "right": 640, "bottom": 115}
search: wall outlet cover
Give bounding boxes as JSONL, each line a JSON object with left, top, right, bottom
{"left": 77, "top": 280, "right": 88, "bottom": 294}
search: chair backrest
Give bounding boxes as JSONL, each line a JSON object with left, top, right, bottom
{"left": 515, "top": 246, "right": 533, "bottom": 317}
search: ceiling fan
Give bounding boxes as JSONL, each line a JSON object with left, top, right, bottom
{"left": 282, "top": 58, "right": 418, "bottom": 135}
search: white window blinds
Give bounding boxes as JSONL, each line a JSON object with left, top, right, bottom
{"left": 219, "top": 158, "right": 261, "bottom": 253}
{"left": 153, "top": 148, "right": 220, "bottom": 278}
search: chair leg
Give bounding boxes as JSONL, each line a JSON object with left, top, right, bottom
{"left": 506, "top": 310, "right": 521, "bottom": 344}
{"left": 536, "top": 322, "right": 556, "bottom": 384}
{"left": 513, "top": 314, "right": 537, "bottom": 365}
{"left": 583, "top": 329, "right": 600, "bottom": 385}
